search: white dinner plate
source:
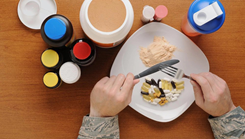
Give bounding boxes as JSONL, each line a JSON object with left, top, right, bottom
{"left": 110, "top": 22, "right": 209, "bottom": 122}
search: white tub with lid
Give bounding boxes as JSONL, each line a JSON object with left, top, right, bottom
{"left": 79, "top": 0, "right": 134, "bottom": 48}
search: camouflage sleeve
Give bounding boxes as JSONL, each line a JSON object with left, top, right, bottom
{"left": 77, "top": 115, "right": 119, "bottom": 139}
{"left": 208, "top": 106, "right": 245, "bottom": 139}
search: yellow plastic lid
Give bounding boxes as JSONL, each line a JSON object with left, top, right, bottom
{"left": 43, "top": 72, "right": 59, "bottom": 88}
{"left": 41, "top": 49, "right": 59, "bottom": 68}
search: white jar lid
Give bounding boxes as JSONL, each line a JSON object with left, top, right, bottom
{"left": 59, "top": 62, "right": 81, "bottom": 84}
{"left": 17, "top": 0, "right": 57, "bottom": 30}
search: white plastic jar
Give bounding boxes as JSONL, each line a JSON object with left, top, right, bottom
{"left": 79, "top": 0, "right": 134, "bottom": 48}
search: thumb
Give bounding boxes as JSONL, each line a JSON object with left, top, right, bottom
{"left": 125, "top": 80, "right": 138, "bottom": 105}
{"left": 128, "top": 79, "right": 139, "bottom": 96}
{"left": 126, "top": 79, "right": 140, "bottom": 104}
{"left": 133, "top": 79, "right": 140, "bottom": 85}
{"left": 131, "top": 79, "right": 140, "bottom": 93}
{"left": 190, "top": 79, "right": 204, "bottom": 108}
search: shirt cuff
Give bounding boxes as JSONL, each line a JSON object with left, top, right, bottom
{"left": 78, "top": 115, "right": 119, "bottom": 139}
{"left": 208, "top": 106, "right": 245, "bottom": 138}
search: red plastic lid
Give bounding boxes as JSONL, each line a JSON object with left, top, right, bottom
{"left": 155, "top": 5, "right": 168, "bottom": 19}
{"left": 73, "top": 42, "right": 91, "bottom": 60}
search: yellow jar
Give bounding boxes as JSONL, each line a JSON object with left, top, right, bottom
{"left": 43, "top": 72, "right": 62, "bottom": 89}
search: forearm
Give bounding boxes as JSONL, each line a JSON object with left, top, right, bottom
{"left": 208, "top": 106, "right": 245, "bottom": 139}
{"left": 77, "top": 115, "right": 119, "bottom": 139}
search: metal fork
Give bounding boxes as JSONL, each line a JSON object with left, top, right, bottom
{"left": 159, "top": 65, "right": 194, "bottom": 80}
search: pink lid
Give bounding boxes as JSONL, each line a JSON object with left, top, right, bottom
{"left": 155, "top": 5, "right": 168, "bottom": 19}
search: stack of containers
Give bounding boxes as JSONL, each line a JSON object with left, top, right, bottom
{"left": 19, "top": 0, "right": 135, "bottom": 89}
{"left": 40, "top": 14, "right": 96, "bottom": 89}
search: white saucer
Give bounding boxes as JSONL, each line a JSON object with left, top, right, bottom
{"left": 17, "top": 0, "right": 57, "bottom": 30}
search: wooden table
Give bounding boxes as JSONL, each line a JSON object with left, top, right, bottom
{"left": 0, "top": 0, "right": 244, "bottom": 138}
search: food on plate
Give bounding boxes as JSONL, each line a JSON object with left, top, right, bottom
{"left": 141, "top": 76, "right": 184, "bottom": 106}
{"left": 139, "top": 36, "right": 177, "bottom": 67}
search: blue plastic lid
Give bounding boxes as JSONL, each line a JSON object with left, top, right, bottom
{"left": 44, "top": 18, "right": 67, "bottom": 40}
{"left": 188, "top": 0, "right": 225, "bottom": 34}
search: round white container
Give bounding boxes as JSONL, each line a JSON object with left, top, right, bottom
{"left": 59, "top": 62, "right": 81, "bottom": 84}
{"left": 79, "top": 0, "right": 134, "bottom": 48}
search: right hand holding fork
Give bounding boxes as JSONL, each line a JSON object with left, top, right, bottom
{"left": 190, "top": 72, "right": 236, "bottom": 117}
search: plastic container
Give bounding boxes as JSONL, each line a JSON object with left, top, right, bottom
{"left": 19, "top": 0, "right": 40, "bottom": 17}
{"left": 41, "top": 14, "right": 75, "bottom": 47}
{"left": 43, "top": 71, "right": 62, "bottom": 89}
{"left": 70, "top": 39, "right": 96, "bottom": 67}
{"left": 17, "top": 0, "right": 57, "bottom": 30}
{"left": 41, "top": 48, "right": 63, "bottom": 70}
{"left": 154, "top": 5, "right": 168, "bottom": 21}
{"left": 141, "top": 5, "right": 155, "bottom": 23}
{"left": 79, "top": 0, "right": 134, "bottom": 48}
{"left": 59, "top": 62, "right": 81, "bottom": 84}
{"left": 181, "top": 0, "right": 225, "bottom": 37}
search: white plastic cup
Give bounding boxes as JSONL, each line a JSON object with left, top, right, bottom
{"left": 19, "top": 0, "right": 40, "bottom": 17}
{"left": 141, "top": 5, "right": 155, "bottom": 23}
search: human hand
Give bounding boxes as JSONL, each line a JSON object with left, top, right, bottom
{"left": 89, "top": 73, "right": 140, "bottom": 117}
{"left": 190, "top": 72, "right": 236, "bottom": 117}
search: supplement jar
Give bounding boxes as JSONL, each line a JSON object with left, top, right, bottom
{"left": 70, "top": 38, "right": 96, "bottom": 67}
{"left": 41, "top": 14, "right": 75, "bottom": 48}
{"left": 79, "top": 0, "right": 134, "bottom": 48}
{"left": 43, "top": 71, "right": 62, "bottom": 89}
{"left": 41, "top": 48, "right": 63, "bottom": 70}
{"left": 59, "top": 62, "right": 81, "bottom": 84}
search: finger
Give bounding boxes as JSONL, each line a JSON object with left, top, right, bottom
{"left": 105, "top": 75, "right": 116, "bottom": 86}
{"left": 133, "top": 79, "right": 140, "bottom": 85}
{"left": 190, "top": 73, "right": 213, "bottom": 99}
{"left": 190, "top": 80, "right": 204, "bottom": 108}
{"left": 210, "top": 73, "right": 225, "bottom": 91}
{"left": 200, "top": 72, "right": 216, "bottom": 84}
{"left": 125, "top": 79, "right": 139, "bottom": 105}
{"left": 213, "top": 74, "right": 230, "bottom": 96}
{"left": 121, "top": 73, "right": 135, "bottom": 96}
{"left": 213, "top": 74, "right": 226, "bottom": 85}
{"left": 126, "top": 85, "right": 135, "bottom": 105}
{"left": 104, "top": 75, "right": 117, "bottom": 91}
{"left": 201, "top": 73, "right": 227, "bottom": 98}
{"left": 128, "top": 79, "right": 139, "bottom": 96}
{"left": 98, "top": 76, "right": 110, "bottom": 84}
{"left": 112, "top": 74, "right": 126, "bottom": 90}
{"left": 200, "top": 72, "right": 220, "bottom": 92}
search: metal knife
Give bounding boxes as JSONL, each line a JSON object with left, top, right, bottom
{"left": 134, "top": 59, "right": 179, "bottom": 79}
